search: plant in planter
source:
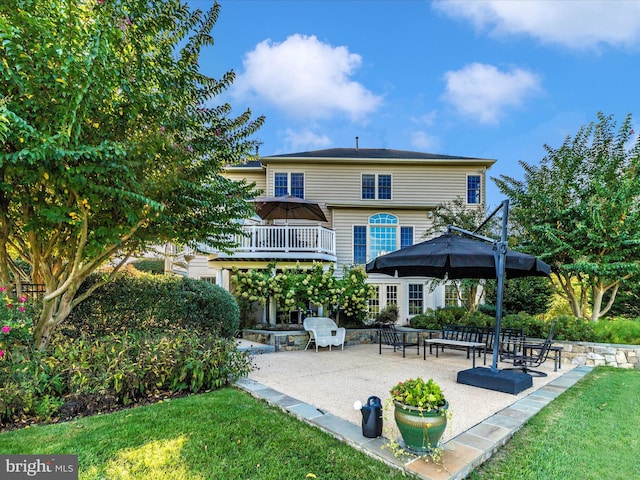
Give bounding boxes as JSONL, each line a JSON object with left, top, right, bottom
{"left": 385, "top": 377, "right": 451, "bottom": 457}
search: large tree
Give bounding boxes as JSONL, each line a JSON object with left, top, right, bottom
{"left": 494, "top": 113, "right": 640, "bottom": 321}
{"left": 0, "top": 1, "right": 264, "bottom": 349}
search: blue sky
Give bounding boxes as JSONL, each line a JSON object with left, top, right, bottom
{"left": 189, "top": 0, "right": 640, "bottom": 207}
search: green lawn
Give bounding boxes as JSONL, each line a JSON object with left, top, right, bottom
{"left": 0, "top": 388, "right": 406, "bottom": 480}
{"left": 470, "top": 366, "right": 640, "bottom": 480}
{"left": 2, "top": 367, "right": 638, "bottom": 479}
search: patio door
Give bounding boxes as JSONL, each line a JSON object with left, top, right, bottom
{"left": 369, "top": 283, "right": 400, "bottom": 319}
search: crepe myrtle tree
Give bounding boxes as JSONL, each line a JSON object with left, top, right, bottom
{"left": 494, "top": 113, "right": 640, "bottom": 321}
{"left": 0, "top": 1, "right": 264, "bottom": 349}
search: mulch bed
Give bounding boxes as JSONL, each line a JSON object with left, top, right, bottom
{"left": 0, "top": 390, "right": 190, "bottom": 433}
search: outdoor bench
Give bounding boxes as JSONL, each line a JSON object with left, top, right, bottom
{"left": 303, "top": 317, "right": 346, "bottom": 352}
{"left": 423, "top": 325, "right": 525, "bottom": 367}
{"left": 423, "top": 325, "right": 486, "bottom": 367}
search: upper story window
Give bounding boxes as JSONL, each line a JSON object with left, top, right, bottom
{"left": 353, "top": 226, "right": 367, "bottom": 265}
{"left": 467, "top": 175, "right": 481, "bottom": 204}
{"left": 369, "top": 213, "right": 397, "bottom": 260}
{"left": 362, "top": 174, "right": 392, "bottom": 200}
{"left": 275, "top": 172, "right": 304, "bottom": 198}
{"left": 400, "top": 226, "right": 413, "bottom": 249}
{"left": 354, "top": 214, "right": 412, "bottom": 264}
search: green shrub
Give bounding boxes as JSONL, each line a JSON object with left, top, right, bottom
{"left": 0, "top": 330, "right": 251, "bottom": 424}
{"left": 593, "top": 317, "right": 640, "bottom": 345}
{"left": 501, "top": 312, "right": 545, "bottom": 338}
{"left": 553, "top": 314, "right": 596, "bottom": 342}
{"left": 409, "top": 313, "right": 440, "bottom": 330}
{"left": 66, "top": 271, "right": 239, "bottom": 338}
{"left": 374, "top": 304, "right": 398, "bottom": 325}
{"left": 410, "top": 306, "right": 484, "bottom": 329}
{"left": 130, "top": 258, "right": 165, "bottom": 274}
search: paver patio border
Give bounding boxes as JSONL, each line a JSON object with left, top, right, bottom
{"left": 235, "top": 365, "right": 593, "bottom": 480}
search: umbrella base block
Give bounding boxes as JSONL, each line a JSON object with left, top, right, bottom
{"left": 457, "top": 367, "right": 533, "bottom": 394}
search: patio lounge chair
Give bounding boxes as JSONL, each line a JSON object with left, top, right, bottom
{"left": 303, "top": 317, "right": 346, "bottom": 352}
{"left": 378, "top": 324, "right": 420, "bottom": 358}
{"left": 500, "top": 321, "right": 557, "bottom": 377}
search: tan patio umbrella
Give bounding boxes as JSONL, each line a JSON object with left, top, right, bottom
{"left": 252, "top": 195, "right": 328, "bottom": 223}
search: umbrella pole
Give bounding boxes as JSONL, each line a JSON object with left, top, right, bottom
{"left": 491, "top": 200, "right": 509, "bottom": 372}
{"left": 491, "top": 242, "right": 507, "bottom": 372}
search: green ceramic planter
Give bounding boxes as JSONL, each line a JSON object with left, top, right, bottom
{"left": 394, "top": 401, "right": 448, "bottom": 454}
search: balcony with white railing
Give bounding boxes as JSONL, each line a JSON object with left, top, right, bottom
{"left": 198, "top": 224, "right": 337, "bottom": 262}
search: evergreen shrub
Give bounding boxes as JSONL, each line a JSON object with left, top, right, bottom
{"left": 66, "top": 271, "right": 239, "bottom": 338}
{"left": 130, "top": 259, "right": 165, "bottom": 274}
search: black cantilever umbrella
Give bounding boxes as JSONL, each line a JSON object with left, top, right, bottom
{"left": 366, "top": 225, "right": 551, "bottom": 394}
{"left": 365, "top": 233, "right": 550, "bottom": 280}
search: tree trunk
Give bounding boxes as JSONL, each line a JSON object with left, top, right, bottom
{"left": 33, "top": 289, "right": 75, "bottom": 351}
{"left": 554, "top": 272, "right": 589, "bottom": 319}
{"left": 591, "top": 288, "right": 604, "bottom": 322}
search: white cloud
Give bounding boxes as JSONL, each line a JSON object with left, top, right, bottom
{"left": 433, "top": 0, "right": 640, "bottom": 49}
{"left": 411, "top": 130, "right": 440, "bottom": 151}
{"left": 412, "top": 110, "right": 438, "bottom": 127}
{"left": 281, "top": 128, "right": 332, "bottom": 152}
{"left": 442, "top": 63, "right": 542, "bottom": 124}
{"left": 233, "top": 34, "right": 383, "bottom": 121}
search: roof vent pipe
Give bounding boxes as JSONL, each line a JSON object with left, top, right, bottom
{"left": 355, "top": 136, "right": 359, "bottom": 152}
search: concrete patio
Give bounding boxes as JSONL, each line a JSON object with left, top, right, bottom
{"left": 236, "top": 341, "right": 592, "bottom": 480}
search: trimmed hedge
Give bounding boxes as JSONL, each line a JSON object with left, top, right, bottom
{"left": 64, "top": 271, "right": 239, "bottom": 338}
{"left": 130, "top": 258, "right": 165, "bottom": 274}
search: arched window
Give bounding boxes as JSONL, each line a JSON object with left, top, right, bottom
{"left": 369, "top": 213, "right": 397, "bottom": 260}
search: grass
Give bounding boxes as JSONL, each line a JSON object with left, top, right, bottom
{"left": 469, "top": 366, "right": 640, "bottom": 480}
{"left": 2, "top": 367, "right": 638, "bottom": 479}
{"left": 0, "top": 388, "right": 406, "bottom": 480}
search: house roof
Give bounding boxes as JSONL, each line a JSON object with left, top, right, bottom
{"left": 225, "top": 160, "right": 263, "bottom": 171}
{"left": 262, "top": 148, "right": 496, "bottom": 166}
{"left": 227, "top": 148, "right": 496, "bottom": 169}
{"left": 265, "top": 148, "right": 485, "bottom": 160}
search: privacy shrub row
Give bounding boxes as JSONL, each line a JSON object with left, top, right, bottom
{"left": 0, "top": 330, "right": 251, "bottom": 424}
{"left": 409, "top": 308, "right": 600, "bottom": 342}
{"left": 63, "top": 270, "right": 239, "bottom": 338}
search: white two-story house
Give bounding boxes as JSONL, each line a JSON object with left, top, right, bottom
{"left": 166, "top": 147, "right": 495, "bottom": 324}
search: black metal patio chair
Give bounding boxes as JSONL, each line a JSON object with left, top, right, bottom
{"left": 378, "top": 324, "right": 420, "bottom": 358}
{"left": 500, "top": 321, "right": 557, "bottom": 377}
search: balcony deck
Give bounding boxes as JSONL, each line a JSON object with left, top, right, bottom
{"left": 198, "top": 224, "right": 337, "bottom": 262}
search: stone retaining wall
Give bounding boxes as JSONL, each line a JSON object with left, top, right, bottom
{"left": 243, "top": 328, "right": 380, "bottom": 352}
{"left": 242, "top": 329, "right": 639, "bottom": 369}
{"left": 555, "top": 341, "right": 639, "bottom": 369}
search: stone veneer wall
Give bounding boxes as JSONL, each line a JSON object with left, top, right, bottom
{"left": 243, "top": 328, "right": 380, "bottom": 352}
{"left": 242, "top": 329, "right": 639, "bottom": 369}
{"left": 555, "top": 341, "right": 639, "bottom": 369}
